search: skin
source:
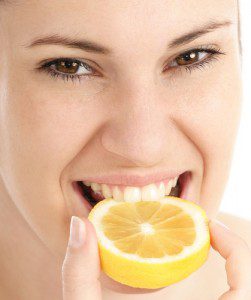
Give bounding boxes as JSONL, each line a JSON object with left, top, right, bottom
{"left": 0, "top": 0, "right": 250, "bottom": 299}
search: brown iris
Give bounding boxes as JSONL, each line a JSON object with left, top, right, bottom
{"left": 176, "top": 51, "right": 198, "bottom": 66}
{"left": 56, "top": 61, "right": 79, "bottom": 74}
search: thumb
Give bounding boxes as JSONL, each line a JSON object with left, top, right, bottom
{"left": 209, "top": 219, "right": 251, "bottom": 299}
{"left": 62, "top": 216, "right": 102, "bottom": 300}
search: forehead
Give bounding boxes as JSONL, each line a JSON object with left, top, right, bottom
{"left": 1, "top": 0, "right": 238, "bottom": 57}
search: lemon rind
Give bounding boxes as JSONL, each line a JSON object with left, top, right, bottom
{"left": 99, "top": 238, "right": 210, "bottom": 288}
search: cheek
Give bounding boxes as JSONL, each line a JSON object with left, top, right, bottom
{"left": 0, "top": 83, "right": 106, "bottom": 255}
{"left": 173, "top": 62, "right": 242, "bottom": 216}
{"left": 5, "top": 85, "right": 106, "bottom": 176}
{"left": 183, "top": 80, "right": 241, "bottom": 160}
{"left": 1, "top": 55, "right": 109, "bottom": 178}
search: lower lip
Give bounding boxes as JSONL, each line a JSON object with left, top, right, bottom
{"left": 72, "top": 170, "right": 191, "bottom": 211}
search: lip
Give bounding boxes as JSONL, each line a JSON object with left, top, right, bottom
{"left": 76, "top": 170, "right": 187, "bottom": 187}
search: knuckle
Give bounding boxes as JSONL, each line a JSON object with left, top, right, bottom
{"left": 62, "top": 279, "right": 86, "bottom": 294}
{"left": 62, "top": 266, "right": 87, "bottom": 291}
{"left": 62, "top": 258, "right": 96, "bottom": 289}
{"left": 62, "top": 247, "right": 82, "bottom": 271}
{"left": 62, "top": 267, "right": 98, "bottom": 295}
{"left": 62, "top": 259, "right": 83, "bottom": 280}
{"left": 220, "top": 289, "right": 251, "bottom": 300}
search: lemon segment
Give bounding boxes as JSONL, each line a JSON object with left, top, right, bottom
{"left": 88, "top": 196, "right": 210, "bottom": 289}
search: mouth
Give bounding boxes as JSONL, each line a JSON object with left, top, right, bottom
{"left": 73, "top": 171, "right": 191, "bottom": 208}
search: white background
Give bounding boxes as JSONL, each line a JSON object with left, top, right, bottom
{"left": 220, "top": 0, "right": 251, "bottom": 220}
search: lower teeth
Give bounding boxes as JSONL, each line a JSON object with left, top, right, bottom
{"left": 90, "top": 189, "right": 105, "bottom": 201}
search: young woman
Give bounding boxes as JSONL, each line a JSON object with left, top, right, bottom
{"left": 0, "top": 0, "right": 250, "bottom": 299}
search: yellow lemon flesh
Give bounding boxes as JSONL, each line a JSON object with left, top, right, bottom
{"left": 88, "top": 196, "right": 210, "bottom": 289}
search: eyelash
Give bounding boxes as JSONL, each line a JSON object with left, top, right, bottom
{"left": 37, "top": 45, "right": 226, "bottom": 84}
{"left": 168, "top": 45, "right": 226, "bottom": 75}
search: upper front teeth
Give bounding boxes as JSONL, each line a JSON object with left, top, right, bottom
{"left": 123, "top": 186, "right": 141, "bottom": 202}
{"left": 84, "top": 176, "right": 179, "bottom": 202}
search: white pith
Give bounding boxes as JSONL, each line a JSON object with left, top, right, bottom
{"left": 82, "top": 176, "right": 179, "bottom": 202}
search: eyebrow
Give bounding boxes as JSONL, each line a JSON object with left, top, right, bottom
{"left": 25, "top": 19, "right": 233, "bottom": 55}
{"left": 168, "top": 20, "right": 232, "bottom": 48}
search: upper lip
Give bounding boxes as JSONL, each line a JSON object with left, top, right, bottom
{"left": 77, "top": 170, "right": 187, "bottom": 187}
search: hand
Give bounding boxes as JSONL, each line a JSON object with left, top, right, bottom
{"left": 209, "top": 219, "right": 251, "bottom": 300}
{"left": 62, "top": 216, "right": 102, "bottom": 300}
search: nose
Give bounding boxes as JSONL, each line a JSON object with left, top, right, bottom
{"left": 101, "top": 82, "right": 176, "bottom": 167}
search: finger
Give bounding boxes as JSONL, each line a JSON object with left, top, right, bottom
{"left": 62, "top": 216, "right": 102, "bottom": 300}
{"left": 218, "top": 289, "right": 251, "bottom": 300}
{"left": 209, "top": 219, "right": 251, "bottom": 298}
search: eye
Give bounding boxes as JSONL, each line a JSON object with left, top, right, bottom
{"left": 49, "top": 59, "right": 95, "bottom": 75}
{"left": 165, "top": 45, "right": 226, "bottom": 74}
{"left": 171, "top": 50, "right": 208, "bottom": 67}
{"left": 37, "top": 58, "right": 100, "bottom": 83}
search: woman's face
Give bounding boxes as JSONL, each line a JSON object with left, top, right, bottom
{"left": 0, "top": 0, "right": 241, "bottom": 289}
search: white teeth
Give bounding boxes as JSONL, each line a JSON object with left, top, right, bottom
{"left": 101, "top": 184, "right": 112, "bottom": 198}
{"left": 112, "top": 186, "right": 124, "bottom": 201}
{"left": 159, "top": 182, "right": 166, "bottom": 198}
{"left": 141, "top": 183, "right": 160, "bottom": 201}
{"left": 165, "top": 180, "right": 173, "bottom": 195}
{"left": 124, "top": 187, "right": 141, "bottom": 202}
{"left": 91, "top": 182, "right": 101, "bottom": 192}
{"left": 172, "top": 176, "right": 179, "bottom": 187}
{"left": 84, "top": 176, "right": 180, "bottom": 202}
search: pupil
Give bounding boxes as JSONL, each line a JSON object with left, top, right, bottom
{"left": 58, "top": 61, "right": 78, "bottom": 74}
{"left": 177, "top": 51, "right": 198, "bottom": 66}
{"left": 65, "top": 61, "right": 73, "bottom": 68}
{"left": 184, "top": 53, "right": 191, "bottom": 61}
{"left": 184, "top": 52, "right": 196, "bottom": 61}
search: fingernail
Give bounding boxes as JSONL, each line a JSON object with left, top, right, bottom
{"left": 210, "top": 219, "right": 230, "bottom": 230}
{"left": 68, "top": 216, "right": 86, "bottom": 248}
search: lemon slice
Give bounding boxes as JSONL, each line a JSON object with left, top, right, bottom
{"left": 88, "top": 196, "right": 210, "bottom": 289}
